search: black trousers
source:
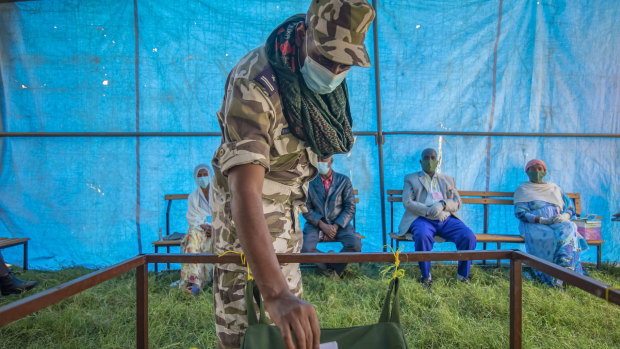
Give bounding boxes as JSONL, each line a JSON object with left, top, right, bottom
{"left": 0, "top": 252, "right": 9, "bottom": 277}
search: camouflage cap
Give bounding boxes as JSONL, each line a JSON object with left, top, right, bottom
{"left": 307, "top": 0, "right": 375, "bottom": 68}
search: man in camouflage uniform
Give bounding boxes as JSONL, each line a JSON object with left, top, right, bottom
{"left": 210, "top": 1, "right": 375, "bottom": 348}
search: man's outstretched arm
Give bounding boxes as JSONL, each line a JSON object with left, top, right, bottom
{"left": 228, "top": 163, "right": 320, "bottom": 349}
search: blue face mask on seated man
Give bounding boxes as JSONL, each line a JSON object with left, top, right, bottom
{"left": 197, "top": 176, "right": 210, "bottom": 189}
{"left": 317, "top": 162, "right": 330, "bottom": 175}
{"left": 301, "top": 37, "right": 348, "bottom": 94}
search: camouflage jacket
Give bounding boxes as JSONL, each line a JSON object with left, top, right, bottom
{"left": 211, "top": 45, "right": 318, "bottom": 260}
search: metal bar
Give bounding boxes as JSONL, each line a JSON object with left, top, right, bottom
{"left": 0, "top": 131, "right": 377, "bottom": 138}
{"left": 597, "top": 246, "right": 601, "bottom": 269}
{"left": 136, "top": 264, "right": 148, "bottom": 349}
{"left": 23, "top": 240, "right": 28, "bottom": 270}
{"left": 482, "top": 201, "right": 488, "bottom": 268}
{"left": 0, "top": 255, "right": 145, "bottom": 326}
{"left": 497, "top": 242, "right": 501, "bottom": 268}
{"left": 133, "top": 0, "right": 143, "bottom": 257}
{"left": 0, "top": 132, "right": 222, "bottom": 137}
{"left": 164, "top": 198, "right": 172, "bottom": 272}
{"left": 371, "top": 0, "right": 387, "bottom": 252}
{"left": 383, "top": 131, "right": 620, "bottom": 138}
{"left": 154, "top": 246, "right": 159, "bottom": 273}
{"left": 510, "top": 258, "right": 522, "bottom": 349}
{"left": 166, "top": 245, "right": 170, "bottom": 271}
{"left": 144, "top": 251, "right": 513, "bottom": 264}
{"left": 390, "top": 198, "right": 394, "bottom": 250}
{"left": 513, "top": 251, "right": 620, "bottom": 305}
{"left": 166, "top": 200, "right": 172, "bottom": 236}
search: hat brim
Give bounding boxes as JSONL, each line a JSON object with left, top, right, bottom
{"left": 312, "top": 35, "right": 372, "bottom": 68}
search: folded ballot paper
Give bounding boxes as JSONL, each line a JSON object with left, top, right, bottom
{"left": 320, "top": 342, "right": 338, "bottom": 349}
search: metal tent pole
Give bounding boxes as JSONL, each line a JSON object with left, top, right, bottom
{"left": 372, "top": 0, "right": 387, "bottom": 251}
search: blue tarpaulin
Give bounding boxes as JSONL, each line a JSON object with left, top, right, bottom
{"left": 1, "top": 0, "right": 618, "bottom": 269}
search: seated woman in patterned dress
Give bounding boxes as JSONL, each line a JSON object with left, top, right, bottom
{"left": 179, "top": 164, "right": 213, "bottom": 295}
{"left": 513, "top": 159, "right": 589, "bottom": 287}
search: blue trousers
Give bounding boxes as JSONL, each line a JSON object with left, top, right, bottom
{"left": 409, "top": 216, "right": 477, "bottom": 279}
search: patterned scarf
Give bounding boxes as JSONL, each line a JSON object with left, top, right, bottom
{"left": 266, "top": 15, "right": 354, "bottom": 158}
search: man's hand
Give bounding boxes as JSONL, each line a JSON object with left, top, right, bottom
{"left": 229, "top": 164, "right": 320, "bottom": 349}
{"left": 318, "top": 221, "right": 338, "bottom": 241}
{"left": 427, "top": 202, "right": 444, "bottom": 218}
{"left": 200, "top": 224, "right": 212, "bottom": 238}
{"left": 327, "top": 224, "right": 338, "bottom": 239}
{"left": 318, "top": 221, "right": 334, "bottom": 239}
{"left": 263, "top": 290, "right": 321, "bottom": 349}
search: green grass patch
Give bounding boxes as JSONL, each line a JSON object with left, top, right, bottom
{"left": 1, "top": 263, "right": 619, "bottom": 348}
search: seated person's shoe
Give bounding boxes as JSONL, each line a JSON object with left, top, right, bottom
{"left": 1, "top": 272, "right": 38, "bottom": 296}
{"left": 420, "top": 277, "right": 432, "bottom": 290}
{"left": 321, "top": 269, "right": 341, "bottom": 281}
{"left": 457, "top": 274, "right": 470, "bottom": 284}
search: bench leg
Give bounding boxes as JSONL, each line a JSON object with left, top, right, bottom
{"left": 482, "top": 242, "right": 487, "bottom": 265}
{"left": 597, "top": 246, "right": 601, "bottom": 269}
{"left": 496, "top": 242, "right": 501, "bottom": 268}
{"left": 23, "top": 241, "right": 28, "bottom": 271}
{"left": 166, "top": 246, "right": 170, "bottom": 272}
{"left": 154, "top": 246, "right": 159, "bottom": 273}
{"left": 395, "top": 239, "right": 399, "bottom": 251}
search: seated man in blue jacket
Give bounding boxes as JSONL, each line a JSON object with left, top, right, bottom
{"left": 302, "top": 156, "right": 360, "bottom": 278}
{"left": 398, "top": 148, "right": 477, "bottom": 288}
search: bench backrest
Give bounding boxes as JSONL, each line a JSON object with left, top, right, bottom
{"left": 387, "top": 190, "right": 581, "bottom": 235}
{"left": 164, "top": 190, "right": 360, "bottom": 235}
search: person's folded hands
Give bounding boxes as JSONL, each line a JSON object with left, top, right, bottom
{"left": 552, "top": 212, "right": 571, "bottom": 224}
{"left": 426, "top": 202, "right": 444, "bottom": 218}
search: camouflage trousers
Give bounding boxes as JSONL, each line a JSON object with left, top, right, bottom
{"left": 212, "top": 202, "right": 305, "bottom": 348}
{"left": 213, "top": 262, "right": 303, "bottom": 349}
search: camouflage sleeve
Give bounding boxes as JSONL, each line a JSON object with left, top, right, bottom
{"left": 216, "top": 76, "right": 274, "bottom": 176}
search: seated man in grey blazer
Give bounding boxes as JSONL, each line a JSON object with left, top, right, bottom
{"left": 302, "top": 156, "right": 360, "bottom": 278}
{"left": 398, "top": 148, "right": 477, "bottom": 287}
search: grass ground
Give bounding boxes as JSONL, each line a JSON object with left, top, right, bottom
{"left": 1, "top": 262, "right": 619, "bottom": 349}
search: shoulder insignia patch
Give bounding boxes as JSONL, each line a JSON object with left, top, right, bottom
{"left": 254, "top": 65, "right": 279, "bottom": 96}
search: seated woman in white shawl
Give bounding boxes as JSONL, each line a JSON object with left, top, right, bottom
{"left": 179, "top": 164, "right": 213, "bottom": 295}
{"left": 514, "top": 159, "right": 588, "bottom": 287}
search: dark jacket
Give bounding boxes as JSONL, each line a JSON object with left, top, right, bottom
{"left": 303, "top": 171, "right": 356, "bottom": 234}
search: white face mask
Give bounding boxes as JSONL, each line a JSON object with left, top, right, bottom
{"left": 317, "top": 162, "right": 330, "bottom": 175}
{"left": 197, "top": 176, "right": 210, "bottom": 189}
{"left": 300, "top": 36, "right": 348, "bottom": 94}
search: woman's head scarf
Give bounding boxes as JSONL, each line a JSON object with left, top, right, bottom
{"left": 194, "top": 164, "right": 211, "bottom": 188}
{"left": 525, "top": 159, "right": 546, "bottom": 172}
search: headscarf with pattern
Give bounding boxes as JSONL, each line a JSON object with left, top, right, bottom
{"left": 266, "top": 15, "right": 354, "bottom": 158}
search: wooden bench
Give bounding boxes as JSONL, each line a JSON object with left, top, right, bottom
{"left": 387, "top": 190, "right": 605, "bottom": 268}
{"left": 0, "top": 237, "right": 30, "bottom": 270}
{"left": 152, "top": 194, "right": 188, "bottom": 272}
{"left": 153, "top": 190, "right": 362, "bottom": 272}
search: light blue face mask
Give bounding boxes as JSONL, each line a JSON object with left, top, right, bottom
{"left": 301, "top": 36, "right": 348, "bottom": 94}
{"left": 197, "top": 176, "right": 210, "bottom": 189}
{"left": 317, "top": 162, "right": 330, "bottom": 175}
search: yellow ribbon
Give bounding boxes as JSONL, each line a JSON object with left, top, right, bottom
{"left": 217, "top": 250, "right": 253, "bottom": 281}
{"left": 605, "top": 286, "right": 620, "bottom": 302}
{"left": 379, "top": 245, "right": 406, "bottom": 281}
